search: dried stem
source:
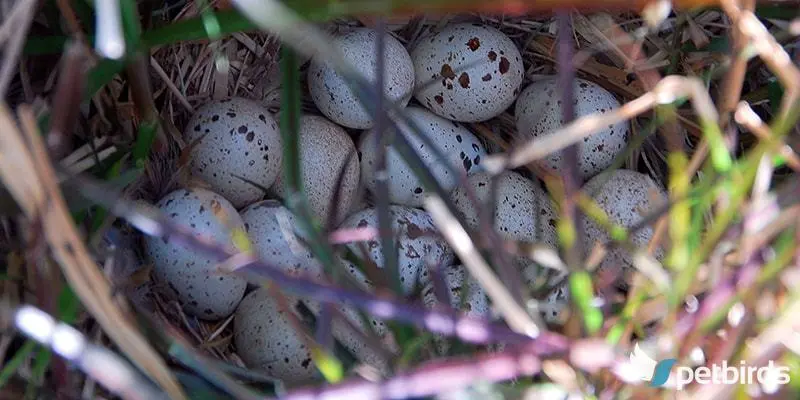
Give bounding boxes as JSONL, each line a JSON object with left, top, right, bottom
{"left": 275, "top": 342, "right": 550, "bottom": 400}
{"left": 0, "top": 105, "right": 186, "bottom": 399}
{"left": 555, "top": 11, "right": 583, "bottom": 272}
{"left": 717, "top": 0, "right": 756, "bottom": 129}
{"left": 372, "top": 18, "right": 402, "bottom": 295}
{"left": 424, "top": 196, "right": 543, "bottom": 337}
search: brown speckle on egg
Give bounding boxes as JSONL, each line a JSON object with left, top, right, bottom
{"left": 499, "top": 57, "right": 510, "bottom": 74}
{"left": 440, "top": 64, "right": 456, "bottom": 80}
{"left": 458, "top": 72, "right": 470, "bottom": 88}
{"left": 466, "top": 37, "right": 480, "bottom": 51}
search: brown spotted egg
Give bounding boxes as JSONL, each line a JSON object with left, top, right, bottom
{"left": 185, "top": 97, "right": 282, "bottom": 208}
{"left": 338, "top": 205, "right": 454, "bottom": 295}
{"left": 233, "top": 288, "right": 320, "bottom": 386}
{"left": 450, "top": 171, "right": 559, "bottom": 286}
{"left": 308, "top": 28, "right": 415, "bottom": 129}
{"left": 270, "top": 115, "right": 360, "bottom": 227}
{"left": 144, "top": 188, "right": 247, "bottom": 320}
{"left": 411, "top": 23, "right": 524, "bottom": 122}
{"left": 515, "top": 78, "right": 630, "bottom": 181}
{"left": 580, "top": 169, "right": 666, "bottom": 276}
{"left": 358, "top": 106, "right": 487, "bottom": 207}
{"left": 422, "top": 264, "right": 490, "bottom": 354}
{"left": 240, "top": 200, "right": 324, "bottom": 280}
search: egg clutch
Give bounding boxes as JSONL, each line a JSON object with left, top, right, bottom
{"left": 143, "top": 22, "right": 667, "bottom": 386}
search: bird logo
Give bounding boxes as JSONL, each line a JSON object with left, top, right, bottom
{"left": 629, "top": 342, "right": 676, "bottom": 387}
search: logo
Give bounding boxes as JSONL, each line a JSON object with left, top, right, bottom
{"left": 628, "top": 342, "right": 791, "bottom": 390}
{"left": 630, "top": 343, "right": 676, "bottom": 387}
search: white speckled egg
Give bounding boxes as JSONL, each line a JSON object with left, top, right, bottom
{"left": 329, "top": 310, "right": 393, "bottom": 375}
{"left": 358, "top": 106, "right": 487, "bottom": 207}
{"left": 580, "top": 169, "right": 666, "bottom": 275}
{"left": 422, "top": 264, "right": 489, "bottom": 317}
{"left": 422, "top": 264, "right": 489, "bottom": 354}
{"left": 411, "top": 23, "right": 524, "bottom": 122}
{"left": 145, "top": 188, "right": 247, "bottom": 320}
{"left": 308, "top": 28, "right": 415, "bottom": 129}
{"left": 240, "top": 200, "right": 323, "bottom": 280}
{"left": 515, "top": 77, "right": 629, "bottom": 181}
{"left": 270, "top": 115, "right": 360, "bottom": 227}
{"left": 340, "top": 260, "right": 390, "bottom": 338}
{"left": 338, "top": 205, "right": 454, "bottom": 295}
{"left": 450, "top": 171, "right": 559, "bottom": 285}
{"left": 233, "top": 288, "right": 319, "bottom": 386}
{"left": 185, "top": 97, "right": 282, "bottom": 208}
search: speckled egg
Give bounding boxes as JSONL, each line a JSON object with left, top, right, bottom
{"left": 411, "top": 23, "right": 524, "bottom": 122}
{"left": 308, "top": 28, "right": 415, "bottom": 129}
{"left": 270, "top": 115, "right": 360, "bottom": 227}
{"left": 240, "top": 200, "right": 323, "bottom": 280}
{"left": 358, "top": 106, "right": 487, "bottom": 207}
{"left": 580, "top": 169, "right": 666, "bottom": 275}
{"left": 185, "top": 97, "right": 282, "bottom": 208}
{"left": 338, "top": 205, "right": 454, "bottom": 295}
{"left": 515, "top": 77, "right": 629, "bottom": 181}
{"left": 450, "top": 171, "right": 559, "bottom": 286}
{"left": 341, "top": 260, "right": 390, "bottom": 339}
{"left": 233, "top": 288, "right": 319, "bottom": 386}
{"left": 422, "top": 264, "right": 490, "bottom": 354}
{"left": 422, "top": 264, "right": 489, "bottom": 317}
{"left": 145, "top": 188, "right": 247, "bottom": 320}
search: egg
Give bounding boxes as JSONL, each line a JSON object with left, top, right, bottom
{"left": 233, "top": 288, "right": 320, "bottom": 386}
{"left": 515, "top": 77, "right": 630, "bottom": 181}
{"left": 450, "top": 171, "right": 559, "bottom": 286}
{"left": 358, "top": 106, "right": 487, "bottom": 207}
{"left": 185, "top": 97, "right": 282, "bottom": 208}
{"left": 330, "top": 310, "right": 393, "bottom": 375}
{"left": 341, "top": 260, "right": 390, "bottom": 339}
{"left": 422, "top": 264, "right": 489, "bottom": 318}
{"left": 240, "top": 200, "right": 323, "bottom": 280}
{"left": 422, "top": 264, "right": 489, "bottom": 354}
{"left": 144, "top": 188, "right": 247, "bottom": 320}
{"left": 580, "top": 169, "right": 666, "bottom": 275}
{"left": 338, "top": 205, "right": 454, "bottom": 295}
{"left": 270, "top": 115, "right": 360, "bottom": 227}
{"left": 411, "top": 23, "right": 524, "bottom": 122}
{"left": 308, "top": 28, "right": 415, "bottom": 129}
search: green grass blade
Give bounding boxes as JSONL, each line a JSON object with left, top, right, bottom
{"left": 26, "top": 349, "right": 52, "bottom": 399}
{"left": 0, "top": 341, "right": 37, "bottom": 389}
{"left": 569, "top": 271, "right": 602, "bottom": 334}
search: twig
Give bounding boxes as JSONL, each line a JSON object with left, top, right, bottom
{"left": 0, "top": 105, "right": 186, "bottom": 399}
{"left": 735, "top": 101, "right": 800, "bottom": 172}
{"left": 484, "top": 75, "right": 727, "bottom": 172}
{"left": 274, "top": 342, "right": 549, "bottom": 400}
{"left": 372, "top": 18, "right": 402, "bottom": 296}
{"left": 11, "top": 305, "right": 167, "bottom": 400}
{"left": 47, "top": 41, "right": 92, "bottom": 160}
{"left": 555, "top": 11, "right": 583, "bottom": 272}
{"left": 723, "top": 4, "right": 800, "bottom": 122}
{"left": 150, "top": 56, "right": 194, "bottom": 113}
{"left": 717, "top": 0, "right": 755, "bottom": 129}
{"left": 424, "top": 196, "right": 543, "bottom": 337}
{"left": 0, "top": 0, "right": 36, "bottom": 97}
{"left": 126, "top": 55, "right": 169, "bottom": 155}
